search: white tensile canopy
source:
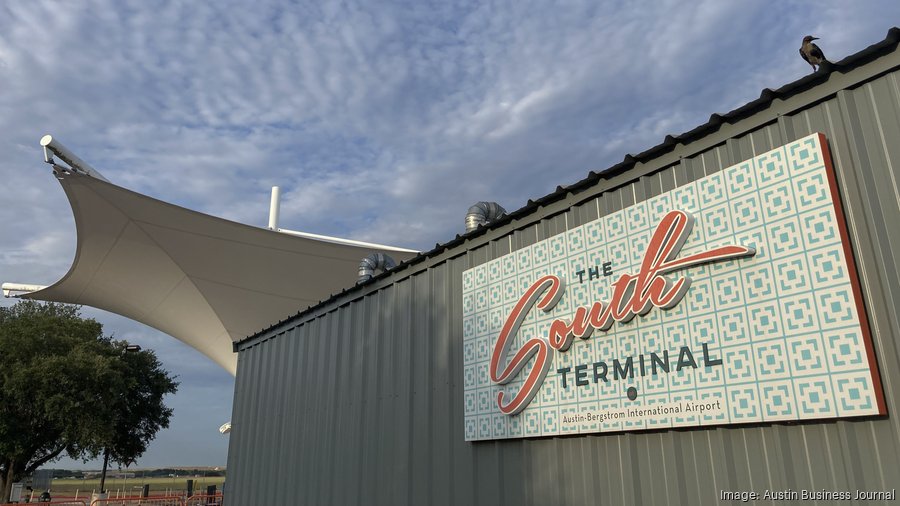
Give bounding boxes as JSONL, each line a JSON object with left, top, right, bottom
{"left": 20, "top": 168, "right": 418, "bottom": 375}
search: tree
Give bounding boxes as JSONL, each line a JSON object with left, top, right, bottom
{"left": 99, "top": 342, "right": 178, "bottom": 492}
{"left": 0, "top": 301, "right": 177, "bottom": 500}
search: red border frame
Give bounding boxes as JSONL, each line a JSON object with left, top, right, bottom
{"left": 817, "top": 132, "right": 887, "bottom": 415}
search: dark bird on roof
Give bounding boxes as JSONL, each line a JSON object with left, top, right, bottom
{"left": 800, "top": 35, "right": 827, "bottom": 71}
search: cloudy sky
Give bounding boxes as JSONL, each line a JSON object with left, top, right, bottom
{"left": 1, "top": 0, "right": 898, "bottom": 469}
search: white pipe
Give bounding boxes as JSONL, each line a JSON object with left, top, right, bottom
{"left": 2, "top": 282, "right": 48, "bottom": 297}
{"left": 264, "top": 184, "right": 417, "bottom": 253}
{"left": 268, "top": 186, "right": 281, "bottom": 230}
{"left": 275, "top": 227, "right": 419, "bottom": 253}
{"left": 40, "top": 134, "right": 109, "bottom": 182}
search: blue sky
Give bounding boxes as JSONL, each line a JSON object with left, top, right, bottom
{"left": 1, "top": 0, "right": 898, "bottom": 469}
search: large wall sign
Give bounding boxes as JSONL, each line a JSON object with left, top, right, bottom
{"left": 462, "top": 133, "right": 885, "bottom": 441}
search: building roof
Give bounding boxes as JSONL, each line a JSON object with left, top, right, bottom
{"left": 240, "top": 26, "right": 900, "bottom": 346}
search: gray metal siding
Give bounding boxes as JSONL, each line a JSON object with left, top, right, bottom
{"left": 227, "top": 65, "right": 900, "bottom": 505}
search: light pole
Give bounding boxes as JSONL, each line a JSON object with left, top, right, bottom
{"left": 98, "top": 344, "right": 142, "bottom": 497}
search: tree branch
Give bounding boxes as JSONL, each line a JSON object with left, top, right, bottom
{"left": 23, "top": 445, "right": 66, "bottom": 476}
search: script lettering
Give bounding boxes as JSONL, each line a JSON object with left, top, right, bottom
{"left": 489, "top": 210, "right": 755, "bottom": 414}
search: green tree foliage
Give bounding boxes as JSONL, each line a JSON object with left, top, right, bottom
{"left": 106, "top": 343, "right": 178, "bottom": 468}
{"left": 0, "top": 301, "right": 177, "bottom": 500}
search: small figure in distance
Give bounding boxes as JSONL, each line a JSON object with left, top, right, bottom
{"left": 800, "top": 35, "right": 828, "bottom": 71}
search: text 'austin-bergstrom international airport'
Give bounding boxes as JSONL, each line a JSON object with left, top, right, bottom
{"left": 11, "top": 27, "right": 900, "bottom": 506}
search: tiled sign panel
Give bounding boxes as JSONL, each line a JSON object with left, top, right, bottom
{"left": 462, "top": 133, "right": 884, "bottom": 441}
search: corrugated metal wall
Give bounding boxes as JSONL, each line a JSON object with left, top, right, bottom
{"left": 226, "top": 60, "right": 900, "bottom": 505}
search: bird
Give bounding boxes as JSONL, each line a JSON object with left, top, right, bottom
{"left": 800, "top": 35, "right": 827, "bottom": 71}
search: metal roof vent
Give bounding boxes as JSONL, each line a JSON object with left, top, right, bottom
{"left": 465, "top": 202, "right": 507, "bottom": 233}
{"left": 357, "top": 253, "right": 397, "bottom": 284}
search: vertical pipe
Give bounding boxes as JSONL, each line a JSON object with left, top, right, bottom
{"left": 268, "top": 186, "right": 281, "bottom": 230}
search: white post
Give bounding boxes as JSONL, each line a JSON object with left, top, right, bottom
{"left": 268, "top": 186, "right": 281, "bottom": 230}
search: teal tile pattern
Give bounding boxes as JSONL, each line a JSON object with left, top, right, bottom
{"left": 463, "top": 134, "right": 880, "bottom": 441}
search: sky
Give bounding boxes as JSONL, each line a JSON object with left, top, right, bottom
{"left": 1, "top": 0, "right": 898, "bottom": 469}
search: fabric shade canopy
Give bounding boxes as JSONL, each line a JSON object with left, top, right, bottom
{"left": 24, "top": 170, "right": 418, "bottom": 374}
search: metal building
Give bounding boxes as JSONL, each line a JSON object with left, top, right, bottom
{"left": 226, "top": 28, "right": 900, "bottom": 505}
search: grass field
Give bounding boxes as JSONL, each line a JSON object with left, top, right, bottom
{"left": 38, "top": 476, "right": 226, "bottom": 498}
